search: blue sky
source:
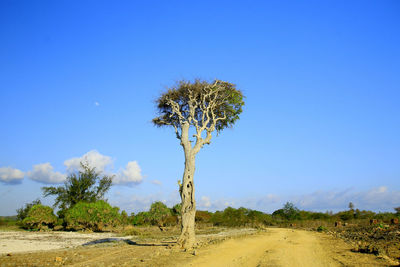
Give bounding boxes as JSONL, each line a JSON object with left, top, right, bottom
{"left": 1, "top": 0, "right": 399, "bottom": 216}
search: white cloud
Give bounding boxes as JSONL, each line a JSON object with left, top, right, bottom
{"left": 177, "top": 186, "right": 400, "bottom": 213}
{"left": 109, "top": 190, "right": 181, "bottom": 214}
{"left": 2, "top": 150, "right": 144, "bottom": 186}
{"left": 199, "top": 196, "right": 211, "bottom": 208}
{"left": 113, "top": 161, "right": 143, "bottom": 185}
{"left": 95, "top": 101, "right": 100, "bottom": 106}
{"left": 287, "top": 186, "right": 400, "bottom": 212}
{"left": 63, "top": 151, "right": 143, "bottom": 186}
{"left": 27, "top": 163, "right": 66, "bottom": 184}
{"left": 64, "top": 150, "right": 113, "bottom": 173}
{"left": 150, "top": 179, "right": 162, "bottom": 186}
{"left": 0, "top": 167, "right": 25, "bottom": 184}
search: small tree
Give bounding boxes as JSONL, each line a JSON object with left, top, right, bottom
{"left": 148, "top": 201, "right": 171, "bottom": 229}
{"left": 153, "top": 79, "right": 244, "bottom": 248}
{"left": 42, "top": 162, "right": 113, "bottom": 214}
{"left": 348, "top": 202, "right": 354, "bottom": 210}
{"left": 282, "top": 202, "right": 300, "bottom": 221}
{"left": 16, "top": 199, "right": 41, "bottom": 221}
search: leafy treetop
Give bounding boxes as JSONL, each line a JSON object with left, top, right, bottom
{"left": 153, "top": 79, "right": 244, "bottom": 146}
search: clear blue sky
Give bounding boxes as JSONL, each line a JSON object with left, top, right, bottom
{"left": 1, "top": 0, "right": 399, "bottom": 215}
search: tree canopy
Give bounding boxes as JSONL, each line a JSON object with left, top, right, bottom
{"left": 153, "top": 79, "right": 244, "bottom": 143}
{"left": 42, "top": 162, "right": 113, "bottom": 212}
{"left": 148, "top": 201, "right": 171, "bottom": 227}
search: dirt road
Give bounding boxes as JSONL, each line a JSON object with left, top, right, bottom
{"left": 0, "top": 228, "right": 396, "bottom": 266}
{"left": 184, "top": 228, "right": 395, "bottom": 267}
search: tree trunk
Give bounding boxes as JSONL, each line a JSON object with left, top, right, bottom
{"left": 177, "top": 148, "right": 197, "bottom": 249}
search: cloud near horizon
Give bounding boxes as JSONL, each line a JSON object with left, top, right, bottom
{"left": 113, "top": 161, "right": 143, "bottom": 185}
{"left": 112, "top": 186, "right": 400, "bottom": 214}
{"left": 0, "top": 167, "right": 25, "bottom": 184}
{"left": 64, "top": 150, "right": 113, "bottom": 173}
{"left": 27, "top": 163, "right": 66, "bottom": 184}
{"left": 0, "top": 150, "right": 143, "bottom": 186}
{"left": 63, "top": 150, "right": 143, "bottom": 185}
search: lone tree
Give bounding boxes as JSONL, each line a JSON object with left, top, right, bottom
{"left": 153, "top": 79, "right": 244, "bottom": 248}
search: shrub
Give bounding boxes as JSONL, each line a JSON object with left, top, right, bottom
{"left": 120, "top": 210, "right": 131, "bottom": 225}
{"left": 16, "top": 199, "right": 41, "bottom": 221}
{"left": 317, "top": 225, "right": 327, "bottom": 232}
{"left": 195, "top": 210, "right": 212, "bottom": 223}
{"left": 0, "top": 216, "right": 17, "bottom": 227}
{"left": 148, "top": 201, "right": 171, "bottom": 227}
{"left": 395, "top": 207, "right": 400, "bottom": 216}
{"left": 210, "top": 207, "right": 271, "bottom": 227}
{"left": 282, "top": 202, "right": 300, "bottom": 221}
{"left": 64, "top": 200, "right": 122, "bottom": 231}
{"left": 164, "top": 215, "right": 178, "bottom": 226}
{"left": 131, "top": 211, "right": 150, "bottom": 225}
{"left": 22, "top": 204, "right": 57, "bottom": 230}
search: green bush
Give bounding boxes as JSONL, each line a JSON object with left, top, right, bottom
{"left": 22, "top": 204, "right": 57, "bottom": 230}
{"left": 131, "top": 211, "right": 150, "bottom": 225}
{"left": 148, "top": 201, "right": 171, "bottom": 227}
{"left": 317, "top": 225, "right": 327, "bottom": 232}
{"left": 195, "top": 210, "right": 212, "bottom": 223}
{"left": 210, "top": 207, "right": 271, "bottom": 227}
{"left": 171, "top": 203, "right": 182, "bottom": 216}
{"left": 64, "top": 200, "right": 122, "bottom": 231}
{"left": 16, "top": 199, "right": 41, "bottom": 221}
{"left": 0, "top": 216, "right": 17, "bottom": 227}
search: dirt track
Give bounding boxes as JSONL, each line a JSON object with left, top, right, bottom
{"left": 0, "top": 228, "right": 397, "bottom": 266}
{"left": 185, "top": 228, "right": 396, "bottom": 266}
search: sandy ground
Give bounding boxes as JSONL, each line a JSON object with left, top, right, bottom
{"left": 0, "top": 228, "right": 397, "bottom": 266}
{"left": 0, "top": 231, "right": 134, "bottom": 254}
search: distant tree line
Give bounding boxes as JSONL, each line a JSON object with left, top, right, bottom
{"left": 9, "top": 162, "right": 400, "bottom": 231}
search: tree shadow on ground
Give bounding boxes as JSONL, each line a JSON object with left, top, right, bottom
{"left": 82, "top": 238, "right": 174, "bottom": 247}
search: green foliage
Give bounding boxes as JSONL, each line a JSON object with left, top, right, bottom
{"left": 354, "top": 209, "right": 375, "bottom": 219}
{"left": 16, "top": 199, "right": 41, "bottom": 221}
{"left": 317, "top": 225, "right": 327, "bottom": 232}
{"left": 394, "top": 207, "right": 400, "bottom": 215}
{"left": 42, "top": 162, "right": 113, "bottom": 213}
{"left": 22, "top": 204, "right": 57, "bottom": 230}
{"left": 120, "top": 210, "right": 129, "bottom": 225}
{"left": 195, "top": 210, "right": 212, "bottom": 223}
{"left": 211, "top": 207, "right": 271, "bottom": 227}
{"left": 282, "top": 202, "right": 300, "bottom": 221}
{"left": 153, "top": 79, "right": 245, "bottom": 133}
{"left": 171, "top": 203, "right": 182, "bottom": 216}
{"left": 298, "top": 211, "right": 330, "bottom": 220}
{"left": 374, "top": 212, "right": 397, "bottom": 221}
{"left": 273, "top": 202, "right": 300, "bottom": 221}
{"left": 64, "top": 200, "right": 121, "bottom": 231}
{"left": 131, "top": 211, "right": 151, "bottom": 225}
{"left": 337, "top": 210, "right": 354, "bottom": 221}
{"left": 148, "top": 201, "right": 171, "bottom": 227}
{"left": 0, "top": 216, "right": 18, "bottom": 227}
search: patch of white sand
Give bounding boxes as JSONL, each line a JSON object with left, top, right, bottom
{"left": 0, "top": 231, "right": 132, "bottom": 254}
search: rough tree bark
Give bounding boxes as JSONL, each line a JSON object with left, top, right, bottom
{"left": 177, "top": 122, "right": 197, "bottom": 248}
